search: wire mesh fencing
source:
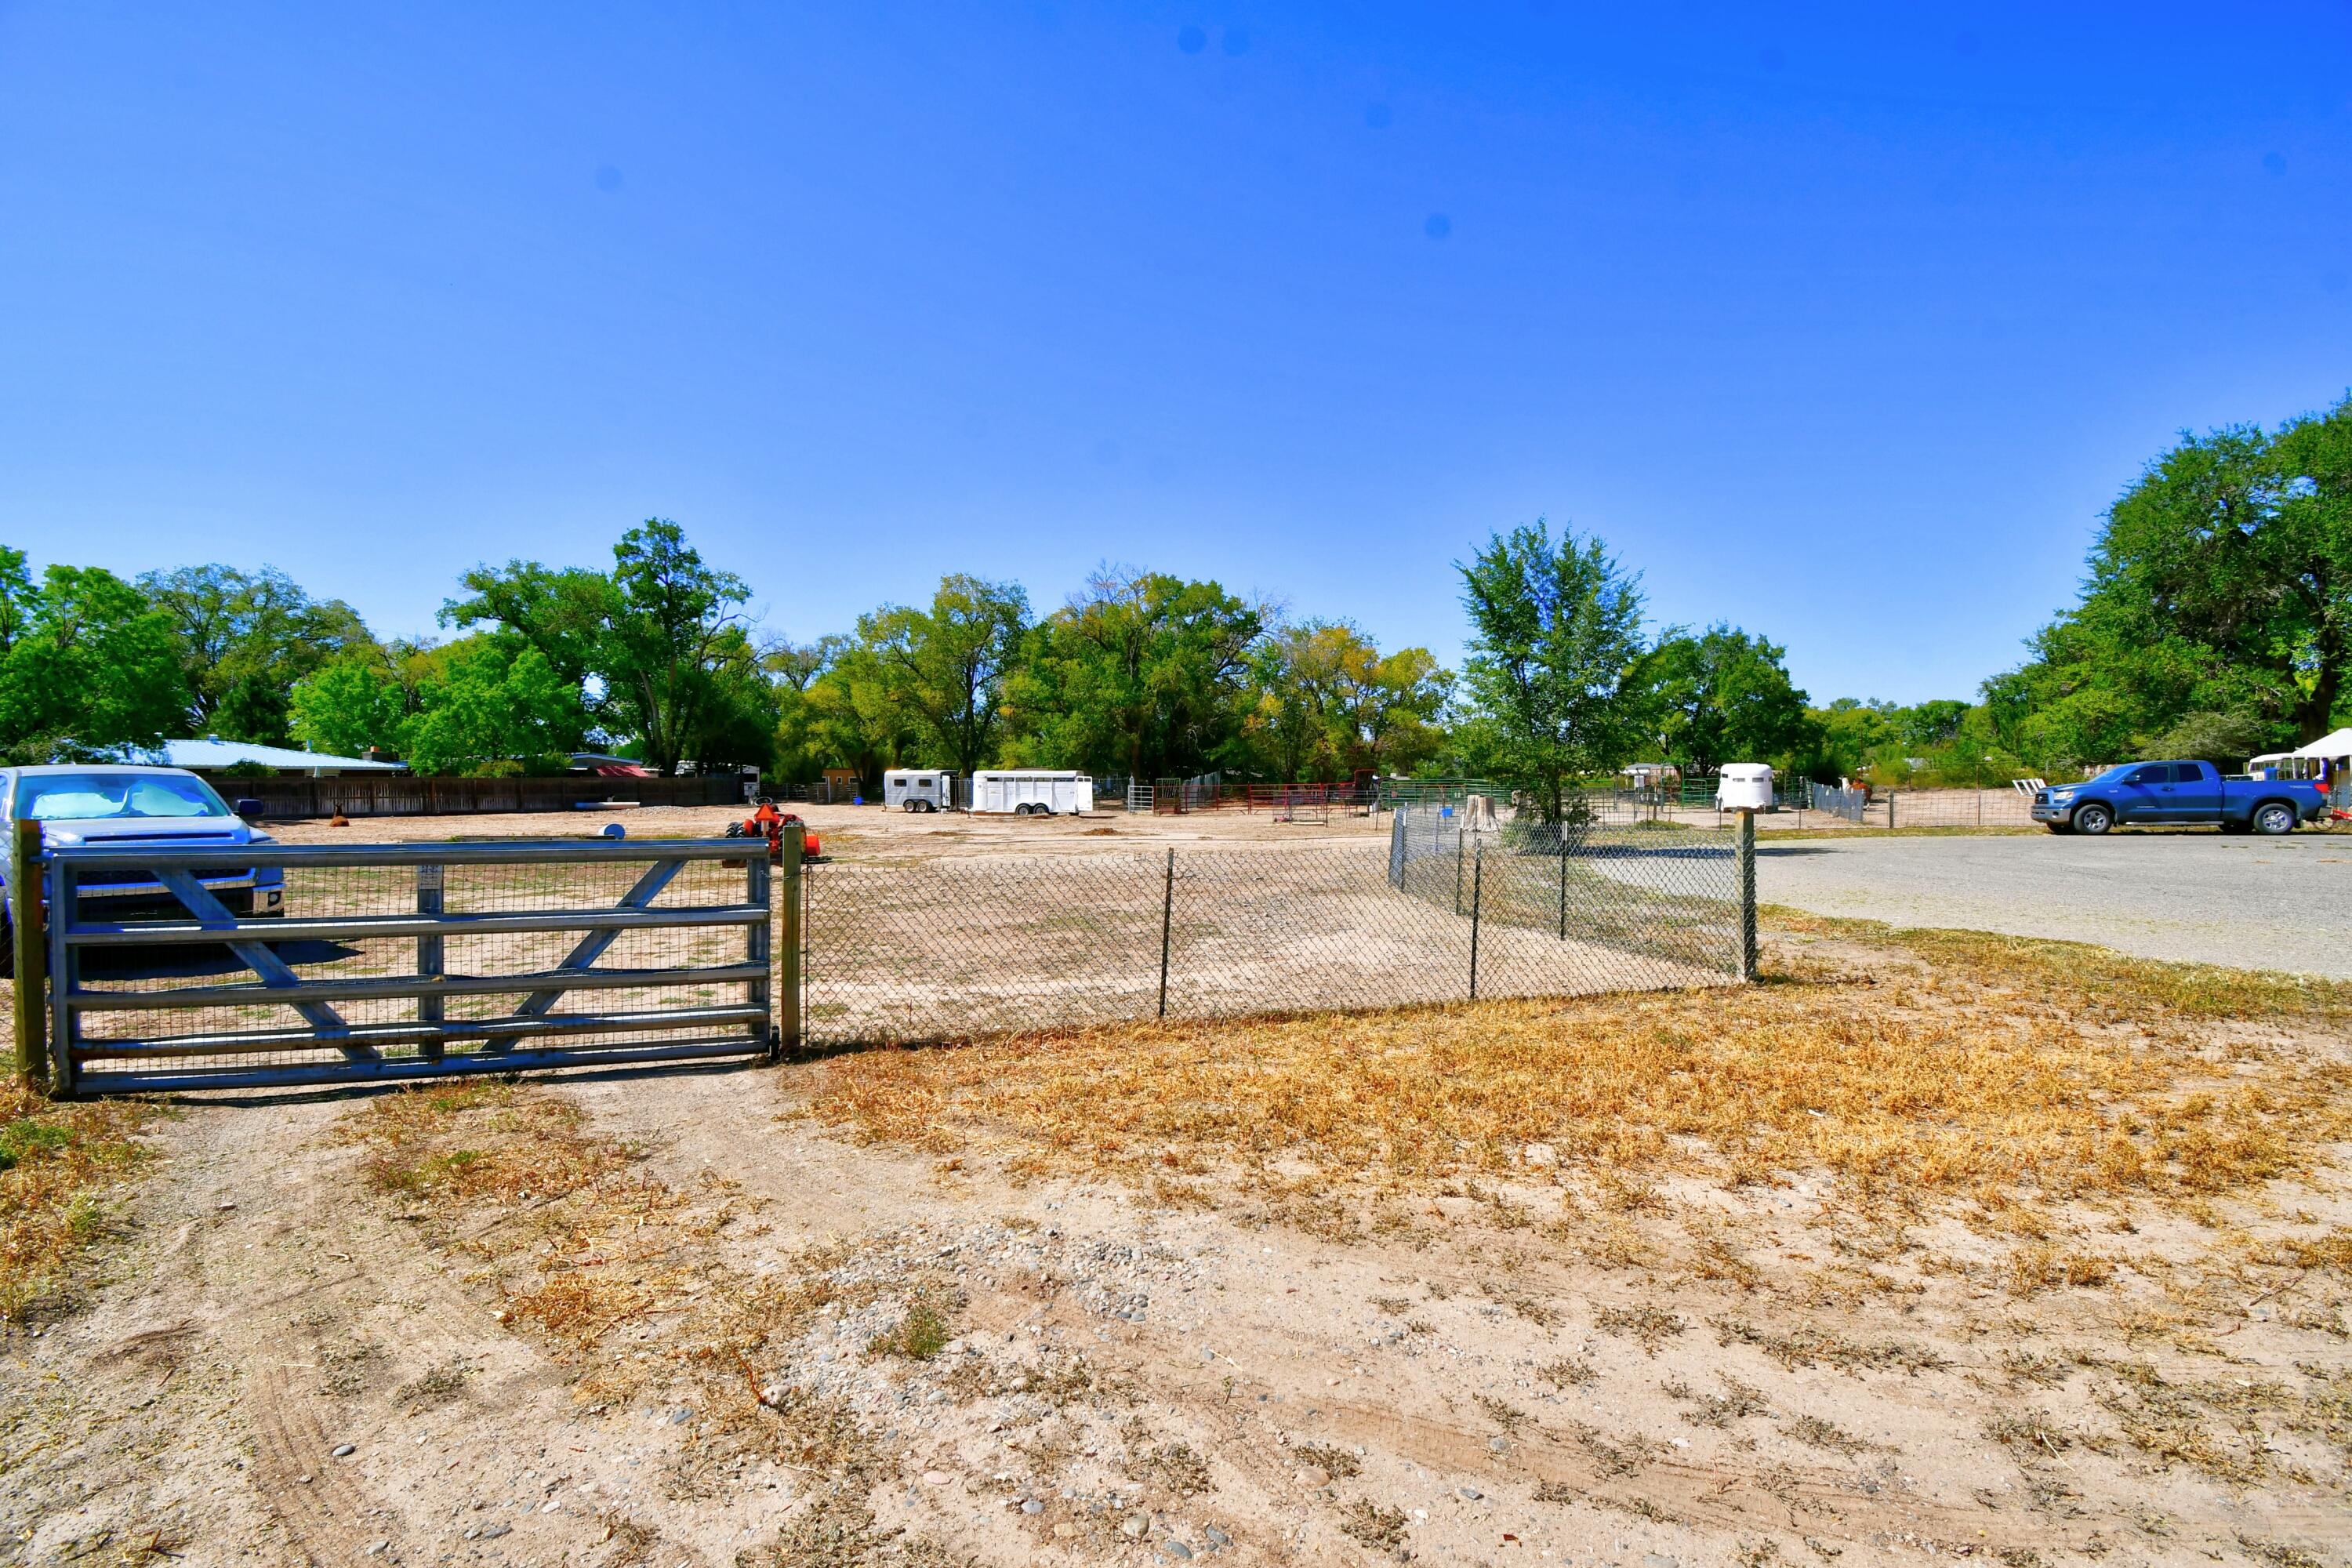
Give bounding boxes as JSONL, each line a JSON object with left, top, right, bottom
{"left": 796, "top": 805, "right": 1745, "bottom": 1047}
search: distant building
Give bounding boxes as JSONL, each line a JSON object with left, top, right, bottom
{"left": 569, "top": 752, "right": 655, "bottom": 778}
{"left": 147, "top": 738, "right": 408, "bottom": 777}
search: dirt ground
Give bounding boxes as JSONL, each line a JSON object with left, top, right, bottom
{"left": 5, "top": 809, "right": 2350, "bottom": 1568}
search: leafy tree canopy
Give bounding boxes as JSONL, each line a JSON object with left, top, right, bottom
{"left": 1454, "top": 519, "right": 1646, "bottom": 822}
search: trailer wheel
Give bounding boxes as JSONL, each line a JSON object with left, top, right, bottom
{"left": 2253, "top": 801, "right": 2298, "bottom": 836}
{"left": 2072, "top": 804, "right": 2113, "bottom": 836}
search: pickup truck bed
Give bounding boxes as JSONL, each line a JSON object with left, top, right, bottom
{"left": 2031, "top": 760, "right": 2328, "bottom": 836}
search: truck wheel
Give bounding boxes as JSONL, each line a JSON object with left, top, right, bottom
{"left": 2072, "top": 804, "right": 2113, "bottom": 836}
{"left": 2253, "top": 802, "right": 2297, "bottom": 836}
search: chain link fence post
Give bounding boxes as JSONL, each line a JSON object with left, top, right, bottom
{"left": 1737, "top": 808, "right": 1758, "bottom": 981}
{"left": 777, "top": 823, "right": 804, "bottom": 1057}
{"left": 1157, "top": 847, "right": 1174, "bottom": 1019}
{"left": 1555, "top": 840, "right": 1568, "bottom": 942}
{"left": 1468, "top": 842, "right": 1484, "bottom": 1000}
{"left": 12, "top": 818, "right": 47, "bottom": 1089}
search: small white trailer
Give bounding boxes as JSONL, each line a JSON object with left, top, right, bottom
{"left": 884, "top": 769, "right": 957, "bottom": 812}
{"left": 969, "top": 769, "right": 1094, "bottom": 816}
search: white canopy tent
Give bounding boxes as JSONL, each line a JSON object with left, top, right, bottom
{"left": 2292, "top": 727, "right": 2352, "bottom": 762}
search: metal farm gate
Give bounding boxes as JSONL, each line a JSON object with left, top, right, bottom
{"left": 24, "top": 837, "right": 772, "bottom": 1094}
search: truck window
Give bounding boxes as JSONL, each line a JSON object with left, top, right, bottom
{"left": 2169, "top": 764, "right": 2207, "bottom": 782}
{"left": 2124, "top": 767, "right": 2167, "bottom": 786}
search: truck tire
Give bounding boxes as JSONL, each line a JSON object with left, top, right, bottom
{"left": 2071, "top": 804, "right": 2113, "bottom": 836}
{"left": 2252, "top": 801, "right": 2298, "bottom": 836}
{"left": 0, "top": 918, "right": 12, "bottom": 979}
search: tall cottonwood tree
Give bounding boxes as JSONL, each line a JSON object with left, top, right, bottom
{"left": 1455, "top": 520, "right": 1646, "bottom": 822}
{"left": 863, "top": 575, "right": 1030, "bottom": 777}
{"left": 1985, "top": 395, "right": 2352, "bottom": 768}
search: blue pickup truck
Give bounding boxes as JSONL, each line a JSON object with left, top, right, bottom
{"left": 2031, "top": 760, "right": 2329, "bottom": 836}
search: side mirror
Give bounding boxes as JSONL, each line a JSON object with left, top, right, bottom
{"left": 234, "top": 798, "right": 266, "bottom": 822}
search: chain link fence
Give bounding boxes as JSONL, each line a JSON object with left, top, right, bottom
{"left": 796, "top": 806, "right": 1745, "bottom": 1047}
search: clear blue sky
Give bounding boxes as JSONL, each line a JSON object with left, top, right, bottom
{"left": 3, "top": 3, "right": 2347, "bottom": 705}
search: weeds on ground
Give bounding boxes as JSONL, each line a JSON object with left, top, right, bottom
{"left": 1290, "top": 1441, "right": 1362, "bottom": 1479}
{"left": 0, "top": 1079, "right": 154, "bottom": 1319}
{"left": 808, "top": 924, "right": 2352, "bottom": 1241}
{"left": 333, "top": 1083, "right": 903, "bottom": 1496}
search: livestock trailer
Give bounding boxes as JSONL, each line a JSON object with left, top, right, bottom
{"left": 969, "top": 769, "right": 1094, "bottom": 816}
{"left": 884, "top": 769, "right": 958, "bottom": 812}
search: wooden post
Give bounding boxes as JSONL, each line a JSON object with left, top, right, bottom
{"left": 12, "top": 819, "right": 47, "bottom": 1089}
{"left": 1156, "top": 848, "right": 1174, "bottom": 1019}
{"left": 776, "top": 823, "right": 804, "bottom": 1056}
{"left": 1737, "top": 808, "right": 1758, "bottom": 982}
{"left": 1886, "top": 791, "right": 1897, "bottom": 831}
{"left": 416, "top": 862, "right": 445, "bottom": 1062}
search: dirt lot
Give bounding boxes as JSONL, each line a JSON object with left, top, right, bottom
{"left": 5, "top": 809, "right": 2350, "bottom": 1568}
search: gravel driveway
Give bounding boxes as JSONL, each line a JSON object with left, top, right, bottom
{"left": 1762, "top": 829, "right": 2352, "bottom": 977}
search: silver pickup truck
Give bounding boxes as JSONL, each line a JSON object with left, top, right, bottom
{"left": 0, "top": 764, "right": 285, "bottom": 974}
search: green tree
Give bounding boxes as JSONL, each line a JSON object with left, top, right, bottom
{"left": 862, "top": 575, "right": 1030, "bottom": 775}
{"left": 1987, "top": 394, "right": 2352, "bottom": 771}
{"left": 1341, "top": 644, "right": 1454, "bottom": 777}
{"left": 1454, "top": 520, "right": 1647, "bottom": 822}
{"left": 444, "top": 520, "right": 765, "bottom": 775}
{"left": 289, "top": 647, "right": 410, "bottom": 758}
{"left": 0, "top": 558, "right": 190, "bottom": 764}
{"left": 138, "top": 564, "right": 372, "bottom": 743}
{"left": 1634, "top": 625, "right": 1818, "bottom": 775}
{"left": 396, "top": 638, "right": 585, "bottom": 775}
{"left": 598, "top": 520, "right": 755, "bottom": 775}
{"left": 1007, "top": 568, "right": 1265, "bottom": 779}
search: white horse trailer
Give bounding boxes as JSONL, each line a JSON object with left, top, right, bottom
{"left": 969, "top": 769, "right": 1094, "bottom": 816}
{"left": 884, "top": 769, "right": 957, "bottom": 812}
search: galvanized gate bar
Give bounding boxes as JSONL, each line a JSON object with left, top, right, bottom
{"left": 154, "top": 868, "right": 367, "bottom": 1052}
{"left": 75, "top": 1005, "right": 768, "bottom": 1059}
{"left": 485, "top": 858, "right": 684, "bottom": 1051}
{"left": 63, "top": 903, "right": 766, "bottom": 946}
{"left": 64, "top": 960, "right": 768, "bottom": 1010}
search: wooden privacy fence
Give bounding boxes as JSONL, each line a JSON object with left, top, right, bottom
{"left": 201, "top": 771, "right": 753, "bottom": 820}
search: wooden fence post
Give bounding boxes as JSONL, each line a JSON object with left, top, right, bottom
{"left": 12, "top": 819, "right": 47, "bottom": 1088}
{"left": 776, "top": 823, "right": 804, "bottom": 1057}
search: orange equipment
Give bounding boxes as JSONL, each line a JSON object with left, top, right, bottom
{"left": 724, "top": 798, "right": 819, "bottom": 862}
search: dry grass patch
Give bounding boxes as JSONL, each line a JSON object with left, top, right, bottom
{"left": 0, "top": 1078, "right": 155, "bottom": 1320}
{"left": 810, "top": 923, "right": 2352, "bottom": 1233}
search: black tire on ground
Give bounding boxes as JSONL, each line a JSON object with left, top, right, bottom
{"left": 1014, "top": 802, "right": 1033, "bottom": 816}
{"left": 0, "top": 918, "right": 12, "bottom": 979}
{"left": 2072, "top": 804, "right": 2113, "bottom": 836}
{"left": 2253, "top": 801, "right": 2298, "bottom": 836}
